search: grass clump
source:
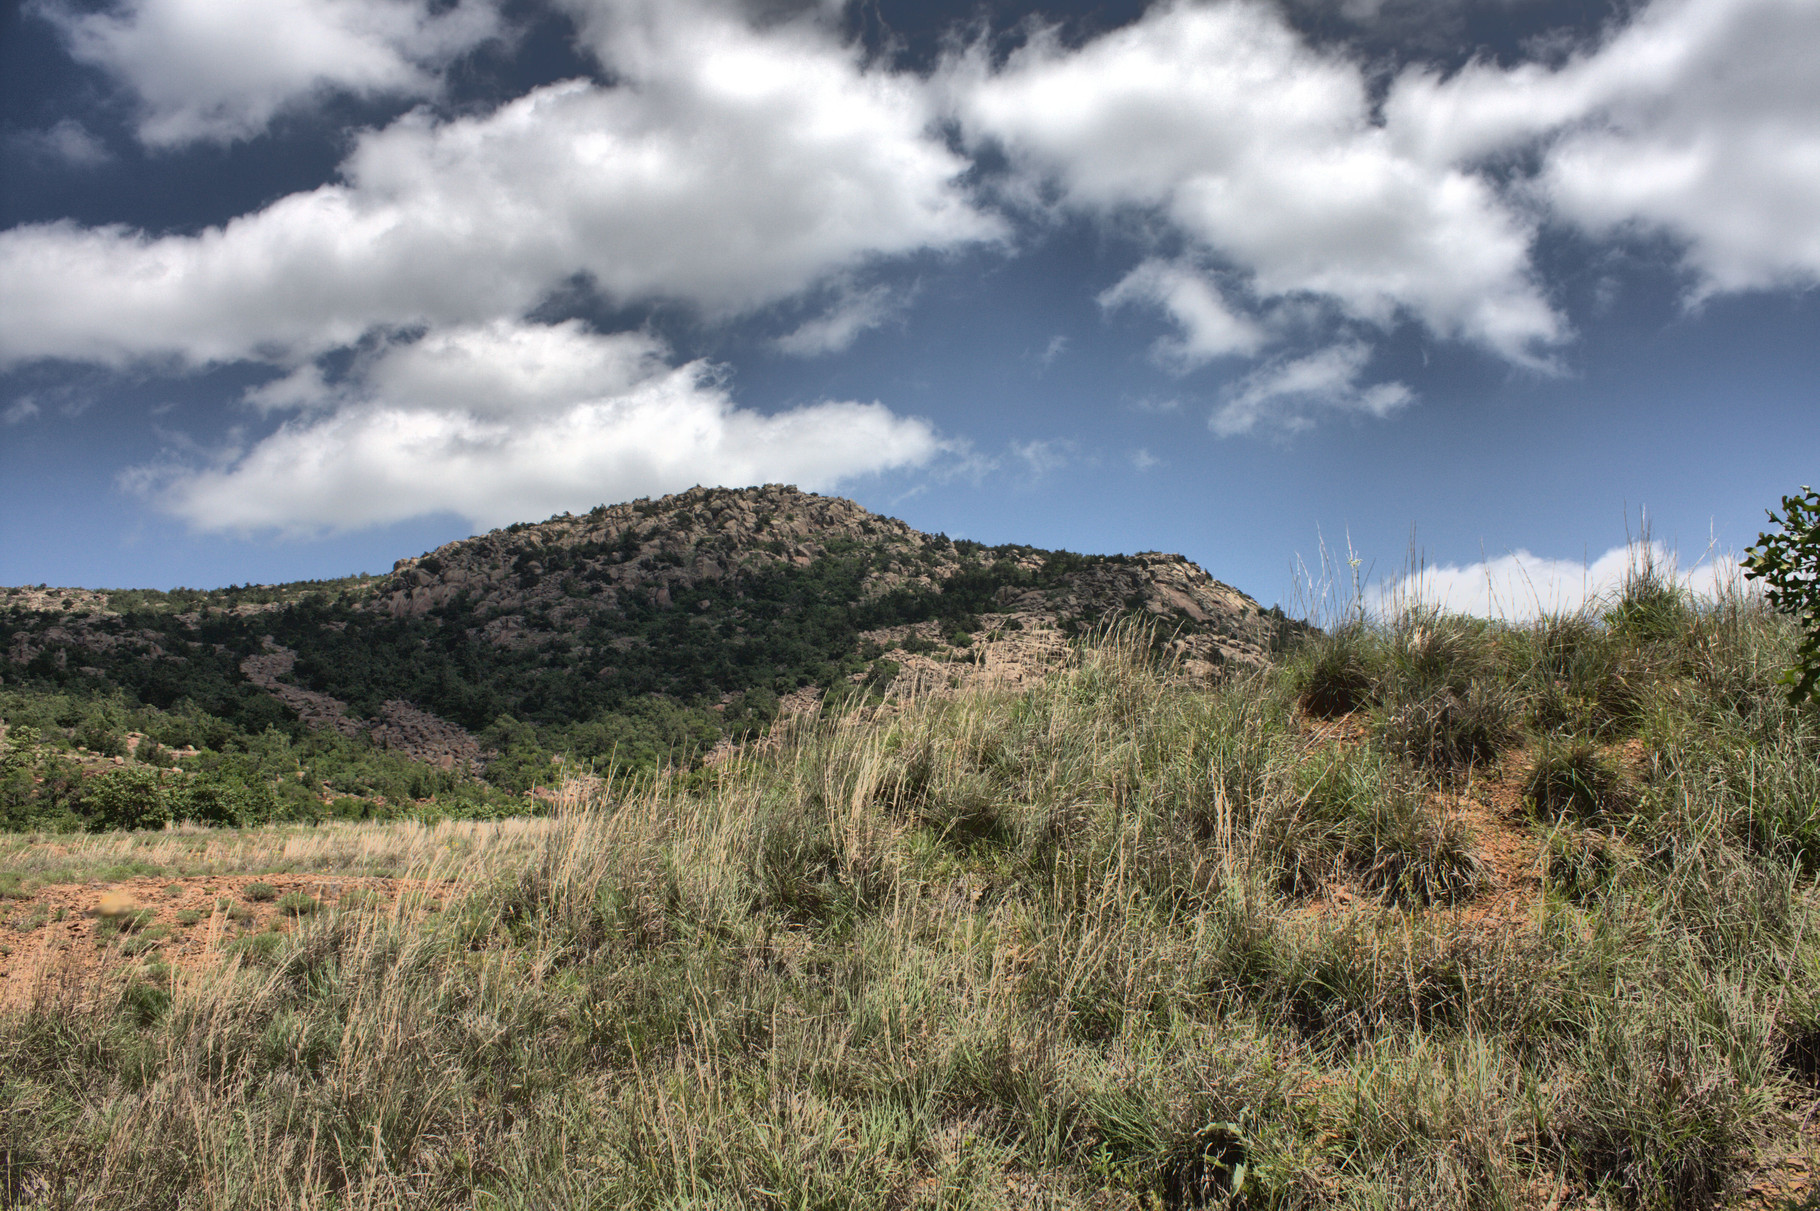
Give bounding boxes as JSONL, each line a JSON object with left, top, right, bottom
{"left": 1286, "top": 623, "right": 1377, "bottom": 718}
{"left": 1511, "top": 611, "right": 1644, "bottom": 737}
{"left": 1606, "top": 559, "right": 1694, "bottom": 647}
{"left": 241, "top": 881, "right": 278, "bottom": 902}
{"left": 1258, "top": 743, "right": 1481, "bottom": 903}
{"left": 116, "top": 925, "right": 170, "bottom": 957}
{"left": 1524, "top": 736, "right": 1627, "bottom": 823}
{"left": 1374, "top": 611, "right": 1519, "bottom": 775}
{"left": 224, "top": 930, "right": 284, "bottom": 966}
{"left": 335, "top": 887, "right": 381, "bottom": 911}
{"left": 1541, "top": 825, "right": 1625, "bottom": 904}
{"left": 274, "top": 891, "right": 318, "bottom": 917}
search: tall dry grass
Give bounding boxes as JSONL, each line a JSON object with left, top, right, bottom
{"left": 3, "top": 598, "right": 1819, "bottom": 1209}
{"left": 0, "top": 814, "right": 560, "bottom": 890}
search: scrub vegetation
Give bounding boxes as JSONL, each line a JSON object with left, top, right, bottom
{"left": 0, "top": 487, "right": 1301, "bottom": 832}
{"left": 4, "top": 568, "right": 1820, "bottom": 1209}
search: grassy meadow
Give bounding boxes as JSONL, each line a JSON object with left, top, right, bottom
{"left": 4, "top": 571, "right": 1820, "bottom": 1209}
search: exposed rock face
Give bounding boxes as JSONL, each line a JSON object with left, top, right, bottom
{"left": 376, "top": 485, "right": 941, "bottom": 623}
{"left": 0, "top": 587, "right": 111, "bottom": 614}
{"left": 995, "top": 550, "right": 1290, "bottom": 669}
{"left": 239, "top": 644, "right": 369, "bottom": 741}
{"left": 374, "top": 484, "right": 1297, "bottom": 676}
{"left": 241, "top": 640, "right": 485, "bottom": 770}
{"left": 7, "top": 620, "right": 171, "bottom": 668}
{"left": 366, "top": 700, "right": 486, "bottom": 771}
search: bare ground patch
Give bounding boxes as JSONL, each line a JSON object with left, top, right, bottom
{"left": 0, "top": 872, "right": 444, "bottom": 1010}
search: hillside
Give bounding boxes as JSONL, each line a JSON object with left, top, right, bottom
{"left": 3, "top": 580, "right": 1818, "bottom": 1207}
{"left": 0, "top": 485, "right": 1301, "bottom": 830}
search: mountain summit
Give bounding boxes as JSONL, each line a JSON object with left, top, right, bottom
{"left": 379, "top": 484, "right": 1293, "bottom": 668}
{"left": 2, "top": 485, "right": 1300, "bottom": 802}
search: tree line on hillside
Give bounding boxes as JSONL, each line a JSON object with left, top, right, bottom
{"left": 0, "top": 687, "right": 506, "bottom": 833}
{"left": 0, "top": 543, "right": 1134, "bottom": 831}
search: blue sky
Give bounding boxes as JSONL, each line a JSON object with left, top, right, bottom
{"left": 2, "top": 0, "right": 1816, "bottom": 615}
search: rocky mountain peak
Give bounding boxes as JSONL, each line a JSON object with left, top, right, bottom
{"left": 373, "top": 483, "right": 1298, "bottom": 672}
{"left": 2, "top": 484, "right": 1304, "bottom": 776}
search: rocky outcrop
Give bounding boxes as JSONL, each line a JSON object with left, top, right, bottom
{"left": 1005, "top": 551, "right": 1290, "bottom": 668}
{"left": 375, "top": 485, "right": 940, "bottom": 625}
{"left": 371, "top": 484, "right": 1300, "bottom": 674}
{"left": 367, "top": 700, "right": 486, "bottom": 771}
{"left": 240, "top": 643, "right": 369, "bottom": 740}
{"left": 6, "top": 620, "right": 171, "bottom": 668}
{"left": 241, "top": 639, "right": 486, "bottom": 769}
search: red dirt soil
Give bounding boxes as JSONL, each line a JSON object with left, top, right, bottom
{"left": 0, "top": 872, "right": 426, "bottom": 1010}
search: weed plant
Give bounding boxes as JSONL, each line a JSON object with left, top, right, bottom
{"left": 2, "top": 585, "right": 1819, "bottom": 1209}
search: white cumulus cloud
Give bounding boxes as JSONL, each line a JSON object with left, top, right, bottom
{"left": 15, "top": 118, "right": 113, "bottom": 166}
{"left": 0, "top": 0, "right": 999, "bottom": 369}
{"left": 1389, "top": 0, "right": 1820, "bottom": 296}
{"left": 949, "top": 0, "right": 1567, "bottom": 367}
{"left": 13, "top": 0, "right": 1820, "bottom": 459}
{"left": 36, "top": 0, "right": 503, "bottom": 146}
{"left": 1369, "top": 542, "right": 1748, "bottom": 620}
{"left": 948, "top": 0, "right": 1820, "bottom": 432}
{"left": 1099, "top": 259, "right": 1266, "bottom": 369}
{"left": 1010, "top": 437, "right": 1072, "bottom": 478}
{"left": 132, "top": 320, "right": 947, "bottom": 535}
{"left": 776, "top": 283, "right": 909, "bottom": 356}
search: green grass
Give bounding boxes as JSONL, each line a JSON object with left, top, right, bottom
{"left": 116, "top": 924, "right": 171, "bottom": 957}
{"left": 1524, "top": 735, "right": 1629, "bottom": 823}
{"left": 105, "top": 908, "right": 155, "bottom": 935}
{"left": 2, "top": 589, "right": 1818, "bottom": 1209}
{"left": 274, "top": 891, "right": 318, "bottom": 917}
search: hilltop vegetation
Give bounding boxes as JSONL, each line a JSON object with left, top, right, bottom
{"left": 3, "top": 568, "right": 1819, "bottom": 1208}
{"left": 0, "top": 486, "right": 1296, "bottom": 832}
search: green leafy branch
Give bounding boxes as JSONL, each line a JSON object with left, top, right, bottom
{"left": 1742, "top": 486, "right": 1820, "bottom": 704}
